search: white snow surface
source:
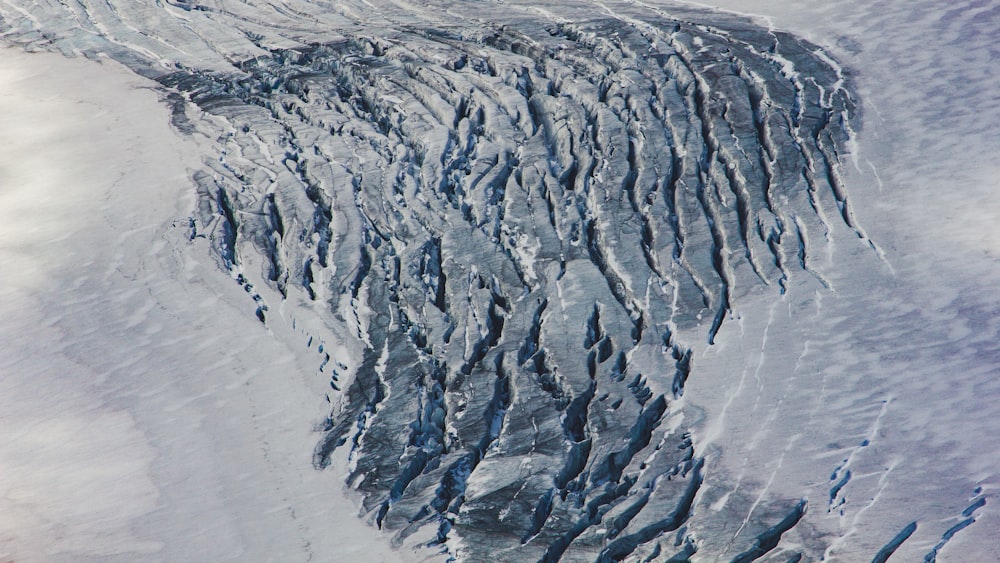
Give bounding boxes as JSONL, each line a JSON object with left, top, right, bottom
{"left": 1, "top": 0, "right": 999, "bottom": 561}
{"left": 0, "top": 49, "right": 412, "bottom": 562}
{"left": 659, "top": 1, "right": 1000, "bottom": 560}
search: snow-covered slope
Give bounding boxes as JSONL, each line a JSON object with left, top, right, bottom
{"left": 0, "top": 1, "right": 996, "bottom": 561}
{"left": 668, "top": 1, "right": 1000, "bottom": 560}
{"left": 0, "top": 48, "right": 409, "bottom": 562}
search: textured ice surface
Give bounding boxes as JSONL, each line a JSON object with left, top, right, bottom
{"left": 1, "top": 0, "right": 997, "bottom": 561}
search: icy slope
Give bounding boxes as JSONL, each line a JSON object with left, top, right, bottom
{"left": 0, "top": 0, "right": 997, "bottom": 561}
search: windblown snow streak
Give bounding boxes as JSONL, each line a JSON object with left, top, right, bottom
{"left": 0, "top": 1, "right": 865, "bottom": 560}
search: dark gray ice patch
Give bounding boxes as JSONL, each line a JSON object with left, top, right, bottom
{"left": 163, "top": 10, "right": 859, "bottom": 561}
{"left": 1, "top": 1, "right": 864, "bottom": 560}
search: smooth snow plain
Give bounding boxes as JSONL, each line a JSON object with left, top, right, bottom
{"left": 0, "top": 49, "right": 409, "bottom": 562}
{"left": 0, "top": 0, "right": 998, "bottom": 561}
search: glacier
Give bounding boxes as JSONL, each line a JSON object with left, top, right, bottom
{"left": 0, "top": 0, "right": 998, "bottom": 561}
